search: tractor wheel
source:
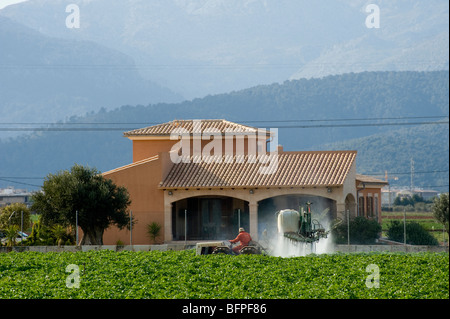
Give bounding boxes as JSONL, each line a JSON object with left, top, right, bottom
{"left": 239, "top": 246, "right": 260, "bottom": 255}
{"left": 212, "top": 246, "right": 232, "bottom": 255}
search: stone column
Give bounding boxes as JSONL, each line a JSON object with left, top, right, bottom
{"left": 336, "top": 202, "right": 346, "bottom": 221}
{"left": 249, "top": 202, "right": 258, "bottom": 241}
{"left": 164, "top": 202, "right": 173, "bottom": 242}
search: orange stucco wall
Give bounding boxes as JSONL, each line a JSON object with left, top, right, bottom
{"left": 102, "top": 157, "right": 166, "bottom": 245}
{"left": 132, "top": 136, "right": 268, "bottom": 163}
{"left": 357, "top": 187, "right": 382, "bottom": 222}
{"left": 132, "top": 140, "right": 177, "bottom": 163}
{"left": 104, "top": 135, "right": 269, "bottom": 244}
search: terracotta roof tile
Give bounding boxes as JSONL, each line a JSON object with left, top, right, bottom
{"left": 124, "top": 119, "right": 269, "bottom": 137}
{"left": 356, "top": 174, "right": 389, "bottom": 185}
{"left": 161, "top": 151, "right": 356, "bottom": 188}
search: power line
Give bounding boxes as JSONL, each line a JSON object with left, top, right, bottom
{"left": 1, "top": 170, "right": 448, "bottom": 183}
{"left": 1, "top": 115, "right": 447, "bottom": 126}
{"left": 365, "top": 170, "right": 449, "bottom": 176}
{"left": 0, "top": 60, "right": 446, "bottom": 70}
{"left": 359, "top": 169, "right": 449, "bottom": 188}
{"left": 0, "top": 178, "right": 41, "bottom": 188}
{"left": 0, "top": 177, "right": 45, "bottom": 179}
{"left": 274, "top": 121, "right": 448, "bottom": 129}
{"left": 0, "top": 119, "right": 448, "bottom": 131}
{"left": 239, "top": 116, "right": 449, "bottom": 123}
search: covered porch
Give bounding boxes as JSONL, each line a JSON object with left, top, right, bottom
{"left": 171, "top": 195, "right": 249, "bottom": 241}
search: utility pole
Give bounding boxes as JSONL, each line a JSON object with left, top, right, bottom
{"left": 184, "top": 209, "right": 188, "bottom": 247}
{"left": 347, "top": 209, "right": 350, "bottom": 246}
{"left": 75, "top": 210, "right": 79, "bottom": 246}
{"left": 130, "top": 210, "right": 133, "bottom": 247}
{"left": 385, "top": 170, "right": 399, "bottom": 210}
{"left": 238, "top": 208, "right": 241, "bottom": 231}
{"left": 20, "top": 210, "right": 23, "bottom": 242}
{"left": 410, "top": 158, "right": 415, "bottom": 193}
{"left": 403, "top": 208, "right": 407, "bottom": 246}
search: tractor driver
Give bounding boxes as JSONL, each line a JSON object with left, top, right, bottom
{"left": 229, "top": 227, "right": 252, "bottom": 254}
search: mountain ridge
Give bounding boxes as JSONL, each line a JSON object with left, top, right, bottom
{"left": 0, "top": 15, "right": 182, "bottom": 136}
{"left": 0, "top": 70, "right": 448, "bottom": 191}
{"left": 2, "top": 0, "right": 448, "bottom": 99}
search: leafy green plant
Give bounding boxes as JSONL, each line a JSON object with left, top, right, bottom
{"left": 387, "top": 220, "right": 439, "bottom": 245}
{"left": 0, "top": 203, "right": 31, "bottom": 230}
{"left": 0, "top": 250, "right": 448, "bottom": 299}
{"left": 116, "top": 239, "right": 124, "bottom": 246}
{"left": 31, "top": 164, "right": 131, "bottom": 245}
{"left": 52, "top": 225, "right": 68, "bottom": 247}
{"left": 146, "top": 222, "right": 162, "bottom": 244}
{"left": 432, "top": 193, "right": 449, "bottom": 238}
{"left": 3, "top": 225, "right": 19, "bottom": 247}
{"left": 332, "top": 216, "right": 381, "bottom": 244}
{"left": 24, "top": 218, "right": 74, "bottom": 246}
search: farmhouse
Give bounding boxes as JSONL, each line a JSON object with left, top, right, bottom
{"left": 102, "top": 119, "right": 385, "bottom": 244}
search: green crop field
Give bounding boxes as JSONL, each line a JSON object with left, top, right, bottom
{"left": 0, "top": 250, "right": 448, "bottom": 299}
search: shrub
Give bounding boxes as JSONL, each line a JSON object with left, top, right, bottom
{"left": 3, "top": 225, "right": 19, "bottom": 247}
{"left": 0, "top": 203, "right": 31, "bottom": 230}
{"left": 25, "top": 218, "right": 74, "bottom": 246}
{"left": 147, "top": 222, "right": 162, "bottom": 243}
{"left": 387, "top": 220, "right": 439, "bottom": 245}
{"left": 332, "top": 216, "right": 381, "bottom": 244}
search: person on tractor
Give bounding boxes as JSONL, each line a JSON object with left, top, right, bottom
{"left": 229, "top": 227, "right": 252, "bottom": 254}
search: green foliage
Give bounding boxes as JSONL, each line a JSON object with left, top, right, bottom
{"left": 0, "top": 71, "right": 448, "bottom": 191}
{"left": 387, "top": 220, "right": 439, "bottom": 245}
{"left": 0, "top": 203, "right": 31, "bottom": 230}
{"left": 27, "top": 218, "right": 53, "bottom": 245}
{"left": 333, "top": 216, "right": 382, "bottom": 244}
{"left": 2, "top": 225, "right": 19, "bottom": 247}
{"left": 322, "top": 122, "right": 449, "bottom": 190}
{"left": 31, "top": 164, "right": 131, "bottom": 245}
{"left": 0, "top": 250, "right": 448, "bottom": 299}
{"left": 52, "top": 225, "right": 69, "bottom": 247}
{"left": 432, "top": 193, "right": 449, "bottom": 236}
{"left": 24, "top": 217, "right": 74, "bottom": 246}
{"left": 146, "top": 222, "right": 162, "bottom": 244}
{"left": 393, "top": 194, "right": 434, "bottom": 208}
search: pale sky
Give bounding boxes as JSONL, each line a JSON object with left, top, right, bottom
{"left": 0, "top": 0, "right": 29, "bottom": 10}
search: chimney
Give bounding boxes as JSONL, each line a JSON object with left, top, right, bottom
{"left": 277, "top": 145, "right": 283, "bottom": 153}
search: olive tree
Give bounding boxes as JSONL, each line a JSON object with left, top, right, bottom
{"left": 31, "top": 164, "right": 132, "bottom": 245}
{"left": 432, "top": 193, "right": 449, "bottom": 238}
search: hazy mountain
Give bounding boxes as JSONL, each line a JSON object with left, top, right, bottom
{"left": 2, "top": 0, "right": 448, "bottom": 100}
{"left": 291, "top": 0, "right": 449, "bottom": 79}
{"left": 0, "top": 15, "right": 182, "bottom": 134}
{"left": 317, "top": 123, "right": 449, "bottom": 190}
{"left": 0, "top": 71, "right": 448, "bottom": 191}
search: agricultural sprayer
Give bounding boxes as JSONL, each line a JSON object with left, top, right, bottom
{"left": 277, "top": 202, "right": 332, "bottom": 244}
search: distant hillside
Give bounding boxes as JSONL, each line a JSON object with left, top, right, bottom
{"left": 0, "top": 16, "right": 182, "bottom": 135}
{"left": 0, "top": 71, "right": 448, "bottom": 191}
{"left": 316, "top": 123, "right": 449, "bottom": 191}
{"left": 2, "top": 0, "right": 448, "bottom": 99}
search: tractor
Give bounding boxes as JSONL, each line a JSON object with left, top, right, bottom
{"left": 196, "top": 202, "right": 338, "bottom": 256}
{"left": 196, "top": 240, "right": 267, "bottom": 255}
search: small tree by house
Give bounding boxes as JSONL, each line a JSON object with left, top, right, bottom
{"left": 31, "top": 164, "right": 132, "bottom": 245}
{"left": 52, "top": 224, "right": 68, "bottom": 247}
{"left": 147, "top": 222, "right": 162, "bottom": 244}
{"left": 3, "top": 225, "right": 19, "bottom": 247}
